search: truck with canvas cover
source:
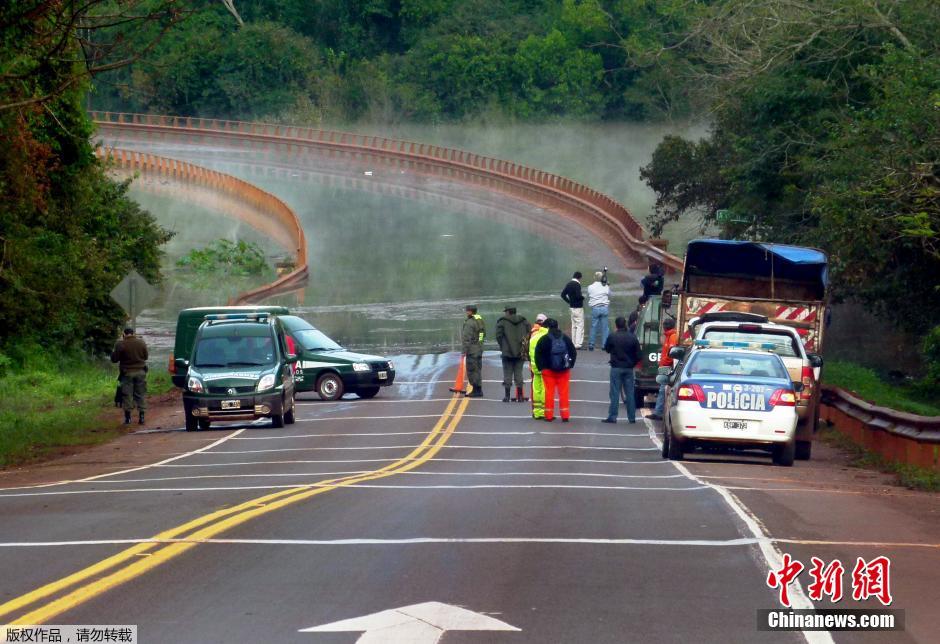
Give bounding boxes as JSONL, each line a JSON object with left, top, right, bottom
{"left": 675, "top": 240, "right": 828, "bottom": 460}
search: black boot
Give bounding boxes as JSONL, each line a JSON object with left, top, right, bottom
{"left": 515, "top": 386, "right": 527, "bottom": 402}
{"left": 502, "top": 387, "right": 511, "bottom": 402}
{"left": 468, "top": 388, "right": 483, "bottom": 398}
{"left": 124, "top": 411, "right": 131, "bottom": 425}
{"left": 138, "top": 411, "right": 145, "bottom": 425}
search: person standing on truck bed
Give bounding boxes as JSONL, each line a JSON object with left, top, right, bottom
{"left": 649, "top": 318, "right": 678, "bottom": 421}
{"left": 641, "top": 264, "right": 665, "bottom": 297}
{"left": 111, "top": 327, "right": 149, "bottom": 425}
{"left": 561, "top": 271, "right": 585, "bottom": 349}
{"left": 462, "top": 305, "right": 486, "bottom": 398}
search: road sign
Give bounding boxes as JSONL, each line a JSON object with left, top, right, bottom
{"left": 109, "top": 269, "right": 158, "bottom": 326}
{"left": 715, "top": 209, "right": 753, "bottom": 224}
{"left": 299, "top": 601, "right": 521, "bottom": 644}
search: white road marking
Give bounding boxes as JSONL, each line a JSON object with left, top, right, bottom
{"left": 231, "top": 430, "right": 651, "bottom": 440}
{"left": 199, "top": 445, "right": 662, "bottom": 455}
{"left": 92, "top": 471, "right": 688, "bottom": 485}
{"left": 155, "top": 457, "right": 673, "bottom": 468}
{"left": 299, "top": 602, "right": 520, "bottom": 643}
{"left": 644, "top": 417, "right": 834, "bottom": 644}
{"left": 0, "top": 429, "right": 246, "bottom": 492}
{"left": 296, "top": 414, "right": 442, "bottom": 423}
{"left": 0, "top": 482, "right": 708, "bottom": 498}
{"left": 297, "top": 398, "right": 610, "bottom": 406}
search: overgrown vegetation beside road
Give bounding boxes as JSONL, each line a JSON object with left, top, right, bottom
{"left": 823, "top": 361, "right": 940, "bottom": 417}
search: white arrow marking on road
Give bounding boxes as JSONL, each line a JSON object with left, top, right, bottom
{"left": 299, "top": 601, "right": 520, "bottom": 643}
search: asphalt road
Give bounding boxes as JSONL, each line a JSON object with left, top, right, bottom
{"left": 1, "top": 351, "right": 936, "bottom": 643}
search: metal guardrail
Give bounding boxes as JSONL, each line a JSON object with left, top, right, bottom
{"left": 821, "top": 384, "right": 940, "bottom": 471}
{"left": 97, "top": 148, "right": 308, "bottom": 304}
{"left": 91, "top": 111, "right": 684, "bottom": 273}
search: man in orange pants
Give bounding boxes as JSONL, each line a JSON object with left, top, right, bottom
{"left": 533, "top": 318, "right": 578, "bottom": 422}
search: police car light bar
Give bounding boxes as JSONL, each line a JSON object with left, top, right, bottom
{"left": 693, "top": 339, "right": 779, "bottom": 351}
{"left": 205, "top": 313, "right": 270, "bottom": 323}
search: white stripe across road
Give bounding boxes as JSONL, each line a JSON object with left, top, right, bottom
{"left": 202, "top": 445, "right": 662, "bottom": 455}
{"left": 231, "top": 430, "right": 651, "bottom": 440}
{"left": 154, "top": 457, "right": 673, "bottom": 468}
{"left": 90, "top": 471, "right": 689, "bottom": 485}
{"left": 0, "top": 482, "right": 708, "bottom": 498}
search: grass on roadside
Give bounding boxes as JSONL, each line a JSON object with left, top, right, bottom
{"left": 819, "top": 425, "right": 940, "bottom": 492}
{"left": 822, "top": 360, "right": 940, "bottom": 417}
{"left": 0, "top": 358, "right": 175, "bottom": 468}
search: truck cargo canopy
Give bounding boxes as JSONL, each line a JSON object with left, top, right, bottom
{"left": 684, "top": 239, "right": 828, "bottom": 300}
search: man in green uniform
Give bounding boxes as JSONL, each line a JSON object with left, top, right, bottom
{"left": 111, "top": 327, "right": 149, "bottom": 424}
{"left": 461, "top": 305, "right": 485, "bottom": 398}
{"left": 528, "top": 313, "right": 549, "bottom": 419}
{"left": 495, "top": 306, "right": 531, "bottom": 402}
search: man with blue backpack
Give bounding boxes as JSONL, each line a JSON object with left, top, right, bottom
{"left": 534, "top": 318, "right": 578, "bottom": 422}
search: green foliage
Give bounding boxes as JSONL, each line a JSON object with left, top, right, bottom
{"left": 175, "top": 239, "right": 270, "bottom": 276}
{"left": 641, "top": 0, "right": 940, "bottom": 339}
{"left": 917, "top": 326, "right": 940, "bottom": 391}
{"left": 823, "top": 360, "right": 940, "bottom": 417}
{"left": 0, "top": 357, "right": 121, "bottom": 467}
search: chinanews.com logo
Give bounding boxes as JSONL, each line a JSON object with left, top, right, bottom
{"left": 758, "top": 554, "right": 905, "bottom": 632}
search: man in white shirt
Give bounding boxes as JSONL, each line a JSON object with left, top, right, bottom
{"left": 586, "top": 271, "right": 611, "bottom": 351}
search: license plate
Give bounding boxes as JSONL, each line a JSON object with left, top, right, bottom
{"left": 378, "top": 371, "right": 388, "bottom": 380}
{"left": 221, "top": 399, "right": 241, "bottom": 410}
{"left": 722, "top": 420, "right": 749, "bottom": 430}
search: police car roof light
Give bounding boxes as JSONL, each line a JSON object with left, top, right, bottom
{"left": 205, "top": 313, "right": 269, "bottom": 323}
{"left": 693, "top": 339, "right": 778, "bottom": 351}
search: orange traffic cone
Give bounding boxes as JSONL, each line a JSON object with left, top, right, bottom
{"left": 448, "top": 355, "right": 467, "bottom": 394}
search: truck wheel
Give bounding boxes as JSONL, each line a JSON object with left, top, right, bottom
{"left": 316, "top": 373, "right": 344, "bottom": 401}
{"left": 667, "top": 428, "right": 684, "bottom": 461}
{"left": 773, "top": 440, "right": 796, "bottom": 467}
{"left": 185, "top": 414, "right": 198, "bottom": 432}
{"left": 795, "top": 440, "right": 812, "bottom": 461}
{"left": 356, "top": 387, "right": 380, "bottom": 399}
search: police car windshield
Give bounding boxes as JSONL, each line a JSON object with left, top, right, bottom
{"left": 702, "top": 330, "right": 799, "bottom": 357}
{"left": 294, "top": 329, "right": 343, "bottom": 352}
{"left": 194, "top": 335, "right": 276, "bottom": 367}
{"left": 687, "top": 352, "right": 788, "bottom": 379}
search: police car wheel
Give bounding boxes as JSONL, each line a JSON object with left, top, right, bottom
{"left": 317, "top": 373, "right": 344, "bottom": 401}
{"left": 773, "top": 440, "right": 796, "bottom": 467}
{"left": 795, "top": 440, "right": 812, "bottom": 461}
{"left": 185, "top": 414, "right": 198, "bottom": 432}
{"left": 666, "top": 428, "right": 684, "bottom": 461}
{"left": 660, "top": 428, "right": 670, "bottom": 459}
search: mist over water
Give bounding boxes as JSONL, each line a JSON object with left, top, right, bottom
{"left": 117, "top": 122, "right": 697, "bottom": 357}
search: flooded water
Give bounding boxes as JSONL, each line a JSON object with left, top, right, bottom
{"left": 123, "top": 122, "right": 673, "bottom": 359}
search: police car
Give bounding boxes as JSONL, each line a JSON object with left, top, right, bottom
{"left": 661, "top": 341, "right": 799, "bottom": 466}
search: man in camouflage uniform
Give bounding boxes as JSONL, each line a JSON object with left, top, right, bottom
{"left": 111, "top": 327, "right": 149, "bottom": 424}
{"left": 461, "top": 305, "right": 486, "bottom": 398}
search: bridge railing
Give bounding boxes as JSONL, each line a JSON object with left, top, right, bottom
{"left": 91, "top": 111, "right": 683, "bottom": 273}
{"left": 96, "top": 147, "right": 308, "bottom": 305}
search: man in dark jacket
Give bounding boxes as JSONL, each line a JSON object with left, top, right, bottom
{"left": 560, "top": 271, "right": 584, "bottom": 349}
{"left": 641, "top": 264, "right": 665, "bottom": 297}
{"left": 495, "top": 306, "right": 531, "bottom": 402}
{"left": 111, "top": 327, "right": 149, "bottom": 424}
{"left": 602, "top": 316, "right": 642, "bottom": 424}
{"left": 534, "top": 319, "right": 577, "bottom": 422}
{"left": 461, "top": 305, "right": 486, "bottom": 398}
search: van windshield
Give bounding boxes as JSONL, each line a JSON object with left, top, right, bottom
{"left": 194, "top": 335, "right": 276, "bottom": 368}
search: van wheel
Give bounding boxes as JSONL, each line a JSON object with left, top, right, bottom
{"left": 185, "top": 414, "right": 198, "bottom": 432}
{"left": 317, "top": 373, "right": 344, "bottom": 401}
{"left": 356, "top": 387, "right": 380, "bottom": 399}
{"left": 284, "top": 396, "right": 296, "bottom": 424}
{"left": 795, "top": 440, "right": 812, "bottom": 461}
{"left": 198, "top": 418, "right": 211, "bottom": 431}
{"left": 270, "top": 412, "right": 285, "bottom": 428}
{"left": 773, "top": 440, "right": 796, "bottom": 467}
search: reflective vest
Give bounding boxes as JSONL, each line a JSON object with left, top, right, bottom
{"left": 474, "top": 314, "right": 485, "bottom": 343}
{"left": 529, "top": 326, "right": 549, "bottom": 373}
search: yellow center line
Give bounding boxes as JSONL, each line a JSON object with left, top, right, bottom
{"left": 2, "top": 395, "right": 465, "bottom": 625}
